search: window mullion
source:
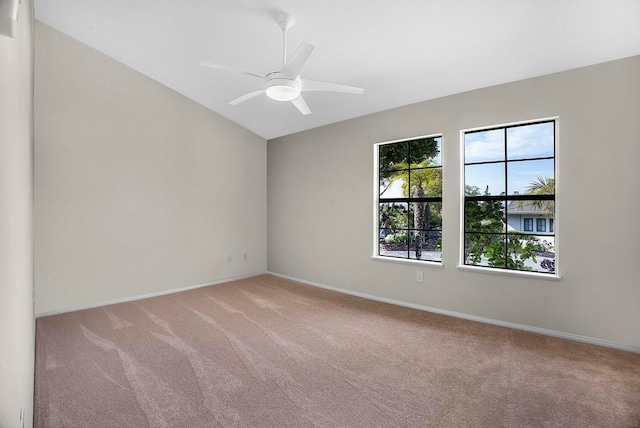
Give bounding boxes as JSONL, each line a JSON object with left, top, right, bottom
{"left": 503, "top": 127, "right": 508, "bottom": 268}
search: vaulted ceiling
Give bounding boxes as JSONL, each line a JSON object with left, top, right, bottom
{"left": 35, "top": 0, "right": 640, "bottom": 139}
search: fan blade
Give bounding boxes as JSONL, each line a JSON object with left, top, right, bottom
{"left": 201, "top": 62, "right": 264, "bottom": 79}
{"left": 301, "top": 78, "right": 364, "bottom": 95}
{"left": 229, "top": 90, "right": 264, "bottom": 106}
{"left": 283, "top": 43, "right": 315, "bottom": 78}
{"left": 291, "top": 95, "right": 311, "bottom": 115}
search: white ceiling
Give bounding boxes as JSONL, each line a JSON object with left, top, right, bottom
{"left": 35, "top": 0, "right": 640, "bottom": 140}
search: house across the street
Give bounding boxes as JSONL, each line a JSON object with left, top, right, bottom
{"left": 506, "top": 200, "right": 554, "bottom": 235}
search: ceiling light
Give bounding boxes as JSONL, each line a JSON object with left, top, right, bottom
{"left": 265, "top": 78, "right": 301, "bottom": 101}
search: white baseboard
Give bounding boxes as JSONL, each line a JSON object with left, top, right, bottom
{"left": 35, "top": 272, "right": 265, "bottom": 318}
{"left": 267, "top": 271, "right": 640, "bottom": 354}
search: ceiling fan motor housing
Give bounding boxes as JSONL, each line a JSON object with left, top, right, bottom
{"left": 265, "top": 72, "right": 301, "bottom": 101}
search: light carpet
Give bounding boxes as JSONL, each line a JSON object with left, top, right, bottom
{"left": 34, "top": 274, "right": 640, "bottom": 427}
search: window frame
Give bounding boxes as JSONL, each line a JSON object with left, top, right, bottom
{"left": 459, "top": 118, "right": 559, "bottom": 278}
{"left": 536, "top": 218, "right": 547, "bottom": 233}
{"left": 373, "top": 134, "right": 443, "bottom": 266}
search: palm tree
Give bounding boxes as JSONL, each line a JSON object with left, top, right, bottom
{"left": 526, "top": 176, "right": 555, "bottom": 213}
{"left": 387, "top": 160, "right": 442, "bottom": 258}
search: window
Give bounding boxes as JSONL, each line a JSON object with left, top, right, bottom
{"left": 549, "top": 218, "right": 554, "bottom": 233}
{"left": 523, "top": 218, "right": 533, "bottom": 232}
{"left": 463, "top": 119, "right": 556, "bottom": 274}
{"left": 376, "top": 135, "right": 442, "bottom": 262}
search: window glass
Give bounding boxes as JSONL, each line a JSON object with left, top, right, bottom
{"left": 464, "top": 233, "right": 506, "bottom": 268}
{"left": 523, "top": 218, "right": 533, "bottom": 232}
{"left": 464, "top": 163, "right": 505, "bottom": 196}
{"left": 464, "top": 200, "right": 506, "bottom": 233}
{"left": 409, "top": 168, "right": 442, "bottom": 197}
{"left": 507, "top": 122, "right": 554, "bottom": 161}
{"left": 376, "top": 136, "right": 443, "bottom": 263}
{"left": 464, "top": 129, "right": 504, "bottom": 164}
{"left": 409, "top": 137, "right": 441, "bottom": 166}
{"left": 379, "top": 144, "right": 408, "bottom": 171}
{"left": 379, "top": 229, "right": 409, "bottom": 259}
{"left": 463, "top": 120, "right": 556, "bottom": 274}
{"left": 379, "top": 170, "right": 406, "bottom": 199}
{"left": 507, "top": 159, "right": 554, "bottom": 196}
{"left": 379, "top": 202, "right": 409, "bottom": 229}
{"left": 410, "top": 231, "right": 442, "bottom": 262}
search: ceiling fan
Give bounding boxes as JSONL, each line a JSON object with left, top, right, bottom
{"left": 201, "top": 13, "right": 364, "bottom": 115}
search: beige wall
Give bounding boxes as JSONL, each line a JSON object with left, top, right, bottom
{"left": 35, "top": 23, "right": 267, "bottom": 314}
{"left": 32, "top": 17, "right": 640, "bottom": 349}
{"left": 268, "top": 56, "right": 640, "bottom": 349}
{"left": 0, "top": 0, "right": 35, "bottom": 426}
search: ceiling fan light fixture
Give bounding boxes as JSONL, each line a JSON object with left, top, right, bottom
{"left": 265, "top": 78, "right": 301, "bottom": 101}
{"left": 201, "top": 13, "right": 363, "bottom": 114}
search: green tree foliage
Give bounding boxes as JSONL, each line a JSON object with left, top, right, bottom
{"left": 379, "top": 203, "right": 409, "bottom": 230}
{"left": 465, "top": 233, "right": 539, "bottom": 270}
{"left": 379, "top": 137, "right": 439, "bottom": 172}
{"left": 526, "top": 176, "right": 554, "bottom": 195}
{"left": 464, "top": 183, "right": 546, "bottom": 271}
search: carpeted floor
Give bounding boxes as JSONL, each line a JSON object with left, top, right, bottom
{"left": 35, "top": 274, "right": 640, "bottom": 427}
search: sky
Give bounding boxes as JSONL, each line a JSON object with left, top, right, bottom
{"left": 380, "top": 122, "right": 554, "bottom": 198}
{"left": 464, "top": 121, "right": 554, "bottom": 195}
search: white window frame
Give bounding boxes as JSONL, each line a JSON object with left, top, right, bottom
{"left": 458, "top": 117, "right": 560, "bottom": 280}
{"left": 372, "top": 134, "right": 444, "bottom": 268}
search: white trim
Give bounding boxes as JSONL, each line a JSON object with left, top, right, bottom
{"left": 35, "top": 272, "right": 265, "bottom": 318}
{"left": 553, "top": 118, "right": 561, "bottom": 275}
{"left": 373, "top": 143, "right": 380, "bottom": 256}
{"left": 373, "top": 133, "right": 443, "bottom": 261}
{"left": 459, "top": 128, "right": 466, "bottom": 266}
{"left": 460, "top": 116, "right": 560, "bottom": 134}
{"left": 371, "top": 255, "right": 443, "bottom": 268}
{"left": 267, "top": 271, "right": 639, "bottom": 354}
{"left": 456, "top": 264, "right": 561, "bottom": 281}
{"left": 375, "top": 133, "right": 443, "bottom": 146}
{"left": 459, "top": 117, "right": 560, "bottom": 277}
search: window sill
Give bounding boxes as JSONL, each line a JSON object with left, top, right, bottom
{"left": 371, "top": 255, "right": 444, "bottom": 268}
{"left": 456, "top": 264, "right": 561, "bottom": 281}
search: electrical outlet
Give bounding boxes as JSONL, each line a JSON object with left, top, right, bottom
{"left": 227, "top": 255, "right": 232, "bottom": 263}
{"left": 243, "top": 252, "right": 248, "bottom": 261}
{"left": 416, "top": 271, "right": 424, "bottom": 283}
